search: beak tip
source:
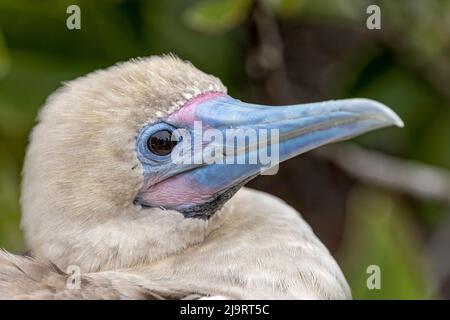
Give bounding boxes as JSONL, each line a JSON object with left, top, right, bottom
{"left": 395, "top": 118, "right": 405, "bottom": 128}
{"left": 379, "top": 102, "right": 404, "bottom": 128}
{"left": 355, "top": 98, "right": 404, "bottom": 128}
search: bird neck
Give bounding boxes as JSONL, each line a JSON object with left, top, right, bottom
{"left": 116, "top": 188, "right": 351, "bottom": 299}
{"left": 26, "top": 207, "right": 221, "bottom": 273}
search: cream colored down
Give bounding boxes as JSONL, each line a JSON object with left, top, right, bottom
{"left": 0, "top": 55, "right": 351, "bottom": 299}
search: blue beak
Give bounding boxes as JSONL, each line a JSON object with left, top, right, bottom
{"left": 137, "top": 94, "right": 403, "bottom": 216}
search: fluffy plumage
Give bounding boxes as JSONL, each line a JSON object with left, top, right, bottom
{"left": 0, "top": 55, "right": 351, "bottom": 299}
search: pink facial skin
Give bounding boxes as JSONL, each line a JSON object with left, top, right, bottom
{"left": 139, "top": 172, "right": 214, "bottom": 209}
{"left": 167, "top": 91, "right": 226, "bottom": 125}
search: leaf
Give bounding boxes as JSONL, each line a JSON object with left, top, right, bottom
{"left": 265, "top": 0, "right": 305, "bottom": 17}
{"left": 184, "top": 0, "right": 251, "bottom": 34}
{"left": 338, "top": 186, "right": 434, "bottom": 299}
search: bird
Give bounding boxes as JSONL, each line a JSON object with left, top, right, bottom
{"left": 0, "top": 55, "right": 403, "bottom": 299}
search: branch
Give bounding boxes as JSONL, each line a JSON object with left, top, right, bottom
{"left": 247, "top": 0, "right": 296, "bottom": 103}
{"left": 314, "top": 144, "right": 450, "bottom": 204}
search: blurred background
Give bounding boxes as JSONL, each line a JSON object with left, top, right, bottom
{"left": 0, "top": 0, "right": 449, "bottom": 299}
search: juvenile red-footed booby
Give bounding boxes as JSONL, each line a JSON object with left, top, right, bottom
{"left": 0, "top": 55, "right": 403, "bottom": 299}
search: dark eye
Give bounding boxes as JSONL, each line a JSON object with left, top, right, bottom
{"left": 147, "top": 130, "right": 177, "bottom": 156}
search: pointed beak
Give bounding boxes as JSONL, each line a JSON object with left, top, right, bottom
{"left": 138, "top": 94, "right": 403, "bottom": 216}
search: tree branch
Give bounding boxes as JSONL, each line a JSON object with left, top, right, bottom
{"left": 314, "top": 144, "right": 450, "bottom": 204}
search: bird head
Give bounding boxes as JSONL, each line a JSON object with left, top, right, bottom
{"left": 21, "top": 55, "right": 403, "bottom": 272}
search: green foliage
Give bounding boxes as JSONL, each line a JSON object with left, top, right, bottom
{"left": 183, "top": 0, "right": 306, "bottom": 34}
{"left": 184, "top": 0, "right": 251, "bottom": 34}
{"left": 339, "top": 187, "right": 433, "bottom": 299}
{"left": 0, "top": 29, "right": 11, "bottom": 79}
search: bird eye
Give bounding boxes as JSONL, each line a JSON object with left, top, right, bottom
{"left": 147, "top": 130, "right": 177, "bottom": 156}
